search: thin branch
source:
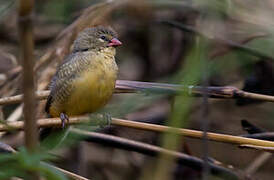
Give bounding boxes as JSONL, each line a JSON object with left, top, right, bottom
{"left": 0, "top": 91, "right": 49, "bottom": 105}
{"left": 244, "top": 152, "right": 272, "bottom": 175}
{"left": 0, "top": 141, "right": 16, "bottom": 153}
{"left": 70, "top": 128, "right": 238, "bottom": 180}
{"left": 239, "top": 144, "right": 274, "bottom": 152}
{"left": 2, "top": 80, "right": 274, "bottom": 106}
{"left": 44, "top": 163, "right": 89, "bottom": 180}
{"left": 1, "top": 116, "right": 274, "bottom": 149}
{"left": 110, "top": 117, "right": 274, "bottom": 148}
{"left": 160, "top": 20, "right": 272, "bottom": 60}
{"left": 242, "top": 132, "right": 274, "bottom": 141}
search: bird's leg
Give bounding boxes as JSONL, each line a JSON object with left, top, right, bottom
{"left": 60, "top": 112, "right": 69, "bottom": 129}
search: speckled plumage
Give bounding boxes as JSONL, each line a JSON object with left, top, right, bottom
{"left": 45, "top": 27, "right": 120, "bottom": 117}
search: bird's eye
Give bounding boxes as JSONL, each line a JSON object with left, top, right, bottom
{"left": 100, "top": 35, "right": 107, "bottom": 41}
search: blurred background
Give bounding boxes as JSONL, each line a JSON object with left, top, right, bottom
{"left": 1, "top": 0, "right": 274, "bottom": 179}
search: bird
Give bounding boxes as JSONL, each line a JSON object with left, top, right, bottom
{"left": 45, "top": 26, "right": 122, "bottom": 127}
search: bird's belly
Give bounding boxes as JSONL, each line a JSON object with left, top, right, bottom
{"left": 64, "top": 68, "right": 116, "bottom": 116}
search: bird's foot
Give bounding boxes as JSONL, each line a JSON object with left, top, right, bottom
{"left": 60, "top": 113, "right": 69, "bottom": 129}
{"left": 87, "top": 113, "right": 112, "bottom": 128}
{"left": 102, "top": 113, "right": 112, "bottom": 127}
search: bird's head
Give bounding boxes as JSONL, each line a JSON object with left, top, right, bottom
{"left": 72, "top": 26, "right": 122, "bottom": 53}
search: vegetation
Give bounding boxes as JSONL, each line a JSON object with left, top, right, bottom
{"left": 1, "top": 0, "right": 274, "bottom": 179}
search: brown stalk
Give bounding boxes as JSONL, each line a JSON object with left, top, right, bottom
{"left": 1, "top": 116, "right": 274, "bottom": 149}
{"left": 17, "top": 0, "right": 39, "bottom": 179}
{"left": 18, "top": 0, "right": 38, "bottom": 152}
{"left": 244, "top": 152, "right": 272, "bottom": 175}
{"left": 242, "top": 132, "right": 274, "bottom": 141}
{"left": 239, "top": 144, "right": 274, "bottom": 152}
{"left": 2, "top": 80, "right": 274, "bottom": 106}
{"left": 45, "top": 164, "right": 89, "bottom": 180}
{"left": 70, "top": 128, "right": 238, "bottom": 179}
{"left": 0, "top": 127, "right": 237, "bottom": 180}
{"left": 111, "top": 117, "right": 274, "bottom": 148}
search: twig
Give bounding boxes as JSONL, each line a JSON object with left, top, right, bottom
{"left": 110, "top": 118, "right": 274, "bottom": 148}
{"left": 241, "top": 120, "right": 273, "bottom": 176}
{"left": 1, "top": 116, "right": 274, "bottom": 149}
{"left": 2, "top": 80, "right": 274, "bottom": 106}
{"left": 0, "top": 141, "right": 16, "bottom": 153}
{"left": 44, "top": 163, "right": 89, "bottom": 180}
{"left": 161, "top": 20, "right": 272, "bottom": 60}
{"left": 6, "top": 104, "right": 23, "bottom": 122}
{"left": 239, "top": 144, "right": 274, "bottom": 152}
{"left": 0, "top": 91, "right": 49, "bottom": 105}
{"left": 0, "top": 104, "right": 23, "bottom": 136}
{"left": 242, "top": 132, "right": 274, "bottom": 141}
{"left": 244, "top": 152, "right": 272, "bottom": 175}
{"left": 70, "top": 128, "right": 238, "bottom": 179}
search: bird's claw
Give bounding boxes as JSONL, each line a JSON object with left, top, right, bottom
{"left": 60, "top": 113, "right": 69, "bottom": 129}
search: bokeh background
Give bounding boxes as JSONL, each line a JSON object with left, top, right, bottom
{"left": 1, "top": 0, "right": 274, "bottom": 179}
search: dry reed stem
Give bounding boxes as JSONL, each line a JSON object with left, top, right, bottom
{"left": 244, "top": 152, "right": 272, "bottom": 175}
{"left": 1, "top": 116, "right": 274, "bottom": 149}
{"left": 18, "top": 0, "right": 38, "bottom": 149}
{"left": 0, "top": 141, "right": 89, "bottom": 180}
{"left": 71, "top": 128, "right": 238, "bottom": 179}
{"left": 0, "top": 128, "right": 236, "bottom": 180}
{"left": 2, "top": 80, "right": 274, "bottom": 106}
{"left": 17, "top": 0, "right": 39, "bottom": 179}
{"left": 45, "top": 164, "right": 89, "bottom": 180}
{"left": 239, "top": 144, "right": 274, "bottom": 152}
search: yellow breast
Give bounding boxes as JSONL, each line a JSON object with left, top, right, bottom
{"left": 50, "top": 49, "right": 118, "bottom": 117}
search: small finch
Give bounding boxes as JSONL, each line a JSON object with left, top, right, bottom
{"left": 45, "top": 26, "right": 122, "bottom": 127}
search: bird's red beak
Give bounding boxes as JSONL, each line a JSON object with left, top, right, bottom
{"left": 108, "top": 38, "right": 122, "bottom": 47}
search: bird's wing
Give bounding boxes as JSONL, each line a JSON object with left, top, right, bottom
{"left": 45, "top": 75, "right": 58, "bottom": 114}
{"left": 45, "top": 53, "right": 91, "bottom": 114}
